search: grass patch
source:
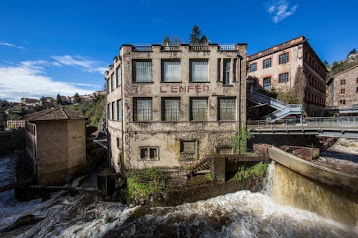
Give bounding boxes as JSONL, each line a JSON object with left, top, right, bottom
{"left": 230, "top": 162, "right": 268, "bottom": 183}
{"left": 127, "top": 168, "right": 169, "bottom": 203}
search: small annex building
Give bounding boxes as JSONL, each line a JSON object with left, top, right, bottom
{"left": 24, "top": 107, "right": 86, "bottom": 185}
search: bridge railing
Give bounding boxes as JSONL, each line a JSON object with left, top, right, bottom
{"left": 247, "top": 116, "right": 358, "bottom": 131}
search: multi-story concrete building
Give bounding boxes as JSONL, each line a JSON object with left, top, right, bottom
{"left": 327, "top": 65, "right": 358, "bottom": 109}
{"left": 247, "top": 36, "right": 327, "bottom": 117}
{"left": 24, "top": 108, "right": 86, "bottom": 185}
{"left": 106, "top": 43, "right": 247, "bottom": 171}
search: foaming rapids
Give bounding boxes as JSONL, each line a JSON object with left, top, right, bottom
{"left": 1, "top": 162, "right": 357, "bottom": 237}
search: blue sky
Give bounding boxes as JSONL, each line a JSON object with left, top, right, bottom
{"left": 0, "top": 0, "right": 357, "bottom": 102}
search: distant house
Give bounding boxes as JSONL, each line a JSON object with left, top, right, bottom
{"left": 21, "top": 98, "right": 39, "bottom": 104}
{"left": 7, "top": 120, "right": 26, "bottom": 129}
{"left": 60, "top": 96, "right": 72, "bottom": 105}
{"left": 24, "top": 108, "right": 87, "bottom": 185}
{"left": 327, "top": 65, "right": 358, "bottom": 109}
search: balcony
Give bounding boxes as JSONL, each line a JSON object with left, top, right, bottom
{"left": 133, "top": 45, "right": 152, "bottom": 51}
{"left": 161, "top": 44, "right": 180, "bottom": 51}
{"left": 189, "top": 44, "right": 209, "bottom": 51}
{"left": 219, "top": 44, "right": 235, "bottom": 51}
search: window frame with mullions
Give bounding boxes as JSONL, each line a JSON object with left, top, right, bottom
{"left": 279, "top": 53, "right": 289, "bottom": 64}
{"left": 218, "top": 97, "right": 236, "bottom": 121}
{"left": 140, "top": 147, "right": 159, "bottom": 160}
{"left": 161, "top": 97, "right": 181, "bottom": 121}
{"left": 190, "top": 59, "right": 209, "bottom": 82}
{"left": 161, "top": 60, "right": 181, "bottom": 82}
{"left": 190, "top": 97, "right": 208, "bottom": 121}
{"left": 133, "top": 97, "right": 153, "bottom": 122}
{"left": 278, "top": 72, "right": 289, "bottom": 83}
{"left": 263, "top": 58, "right": 272, "bottom": 69}
{"left": 133, "top": 60, "right": 152, "bottom": 83}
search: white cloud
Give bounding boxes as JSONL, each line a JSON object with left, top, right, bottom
{"left": 267, "top": 0, "right": 298, "bottom": 23}
{"left": 0, "top": 61, "right": 94, "bottom": 102}
{"left": 0, "top": 41, "right": 25, "bottom": 50}
{"left": 52, "top": 55, "right": 107, "bottom": 74}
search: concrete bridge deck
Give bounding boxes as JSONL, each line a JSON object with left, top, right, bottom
{"left": 247, "top": 117, "right": 358, "bottom": 138}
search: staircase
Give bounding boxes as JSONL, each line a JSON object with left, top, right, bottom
{"left": 248, "top": 90, "right": 302, "bottom": 122}
{"left": 188, "top": 156, "right": 211, "bottom": 177}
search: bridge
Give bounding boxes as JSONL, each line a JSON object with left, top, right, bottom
{"left": 247, "top": 116, "right": 358, "bottom": 138}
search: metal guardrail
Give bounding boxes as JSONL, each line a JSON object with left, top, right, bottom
{"left": 248, "top": 117, "right": 358, "bottom": 130}
{"left": 133, "top": 45, "right": 152, "bottom": 51}
{"left": 219, "top": 44, "right": 235, "bottom": 50}
{"left": 249, "top": 91, "right": 287, "bottom": 110}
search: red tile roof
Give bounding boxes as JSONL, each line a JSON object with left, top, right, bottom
{"left": 24, "top": 107, "right": 86, "bottom": 121}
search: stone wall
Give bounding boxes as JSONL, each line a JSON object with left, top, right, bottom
{"left": 331, "top": 65, "right": 358, "bottom": 108}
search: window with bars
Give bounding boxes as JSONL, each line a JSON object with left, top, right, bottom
{"left": 180, "top": 141, "right": 196, "bottom": 154}
{"left": 162, "top": 60, "right": 181, "bottom": 82}
{"left": 218, "top": 98, "right": 236, "bottom": 121}
{"left": 134, "top": 98, "right": 152, "bottom": 121}
{"left": 190, "top": 98, "right": 208, "bottom": 121}
{"left": 249, "top": 63, "right": 257, "bottom": 72}
{"left": 111, "top": 74, "right": 115, "bottom": 91}
{"left": 133, "top": 61, "right": 152, "bottom": 82}
{"left": 117, "top": 99, "right": 122, "bottom": 121}
{"left": 140, "top": 147, "right": 159, "bottom": 160}
{"left": 279, "top": 73, "right": 289, "bottom": 83}
{"left": 263, "top": 58, "right": 272, "bottom": 68}
{"left": 190, "top": 60, "right": 209, "bottom": 82}
{"left": 162, "top": 98, "right": 180, "bottom": 121}
{"left": 111, "top": 101, "right": 116, "bottom": 120}
{"left": 223, "top": 59, "right": 231, "bottom": 85}
{"left": 279, "top": 53, "right": 289, "bottom": 64}
{"left": 263, "top": 77, "right": 272, "bottom": 90}
{"left": 116, "top": 66, "right": 121, "bottom": 87}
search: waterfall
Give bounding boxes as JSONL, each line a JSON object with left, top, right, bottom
{"left": 266, "top": 162, "right": 358, "bottom": 228}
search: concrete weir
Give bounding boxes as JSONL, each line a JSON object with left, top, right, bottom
{"left": 257, "top": 144, "right": 358, "bottom": 193}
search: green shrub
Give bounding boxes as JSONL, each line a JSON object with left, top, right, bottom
{"left": 127, "top": 168, "right": 169, "bottom": 203}
{"left": 230, "top": 162, "right": 268, "bottom": 183}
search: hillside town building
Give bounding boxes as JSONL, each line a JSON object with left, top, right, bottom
{"left": 24, "top": 108, "right": 86, "bottom": 185}
{"left": 106, "top": 43, "right": 247, "bottom": 171}
{"left": 6, "top": 120, "right": 25, "bottom": 129}
{"left": 327, "top": 65, "right": 358, "bottom": 110}
{"left": 247, "top": 36, "right": 327, "bottom": 117}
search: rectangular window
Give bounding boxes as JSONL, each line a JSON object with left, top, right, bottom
{"left": 340, "top": 79, "right": 346, "bottom": 85}
{"left": 190, "top": 98, "right": 208, "bottom": 121}
{"left": 340, "top": 88, "right": 345, "bottom": 94}
{"left": 190, "top": 60, "right": 209, "bottom": 82}
{"left": 180, "top": 141, "right": 196, "bottom": 154}
{"left": 263, "top": 76, "right": 271, "bottom": 90}
{"left": 279, "top": 73, "right": 289, "bottom": 83}
{"left": 116, "top": 67, "right": 121, "bottom": 87}
{"left": 111, "top": 74, "right": 115, "bottom": 91}
{"left": 223, "top": 59, "right": 231, "bottom": 85}
{"left": 217, "top": 147, "right": 233, "bottom": 155}
{"left": 162, "top": 98, "right": 180, "bottom": 121}
{"left": 133, "top": 61, "right": 152, "bottom": 82}
{"left": 117, "top": 99, "right": 122, "bottom": 121}
{"left": 249, "top": 63, "right": 257, "bottom": 72}
{"left": 218, "top": 98, "right": 236, "bottom": 121}
{"left": 140, "top": 147, "right": 159, "bottom": 160}
{"left": 134, "top": 98, "right": 152, "bottom": 121}
{"left": 263, "top": 58, "right": 272, "bottom": 68}
{"left": 111, "top": 101, "right": 116, "bottom": 120}
{"left": 279, "top": 53, "right": 289, "bottom": 64}
{"left": 162, "top": 60, "right": 181, "bottom": 82}
{"left": 117, "top": 137, "right": 120, "bottom": 148}
{"left": 339, "top": 100, "right": 346, "bottom": 105}
{"left": 107, "top": 104, "right": 111, "bottom": 120}
{"left": 217, "top": 59, "right": 221, "bottom": 81}
{"left": 106, "top": 79, "right": 110, "bottom": 93}
{"left": 356, "top": 87, "right": 358, "bottom": 93}
{"left": 233, "top": 58, "right": 237, "bottom": 82}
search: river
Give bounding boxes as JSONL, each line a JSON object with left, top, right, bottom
{"left": 0, "top": 140, "right": 357, "bottom": 237}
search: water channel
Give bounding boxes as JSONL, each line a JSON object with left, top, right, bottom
{"left": 0, "top": 140, "right": 357, "bottom": 237}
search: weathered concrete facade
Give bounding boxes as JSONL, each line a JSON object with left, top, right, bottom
{"left": 106, "top": 44, "right": 247, "bottom": 171}
{"left": 328, "top": 65, "right": 358, "bottom": 109}
{"left": 25, "top": 108, "right": 86, "bottom": 185}
{"left": 248, "top": 36, "right": 327, "bottom": 117}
